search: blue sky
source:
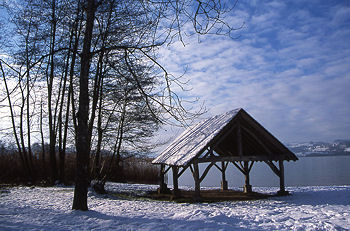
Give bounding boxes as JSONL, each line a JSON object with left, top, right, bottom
{"left": 159, "top": 0, "right": 350, "bottom": 143}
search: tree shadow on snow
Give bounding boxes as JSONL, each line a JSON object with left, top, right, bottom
{"left": 0, "top": 206, "right": 256, "bottom": 231}
{"left": 81, "top": 210, "right": 257, "bottom": 231}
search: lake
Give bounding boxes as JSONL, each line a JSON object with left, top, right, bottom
{"left": 167, "top": 156, "right": 350, "bottom": 188}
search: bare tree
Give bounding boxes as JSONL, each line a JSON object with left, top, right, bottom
{"left": 1, "top": 0, "right": 239, "bottom": 210}
{"left": 72, "top": 0, "right": 96, "bottom": 211}
{"left": 70, "top": 0, "right": 238, "bottom": 210}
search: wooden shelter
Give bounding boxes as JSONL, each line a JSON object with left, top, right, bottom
{"left": 152, "top": 108, "right": 298, "bottom": 199}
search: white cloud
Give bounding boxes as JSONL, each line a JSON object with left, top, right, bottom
{"left": 157, "top": 0, "right": 350, "bottom": 143}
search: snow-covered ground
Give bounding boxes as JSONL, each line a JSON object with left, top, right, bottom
{"left": 1, "top": 183, "right": 349, "bottom": 230}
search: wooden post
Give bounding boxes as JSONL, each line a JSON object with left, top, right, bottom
{"left": 277, "top": 160, "right": 288, "bottom": 195}
{"left": 158, "top": 164, "right": 168, "bottom": 194}
{"left": 172, "top": 166, "right": 179, "bottom": 197}
{"left": 193, "top": 163, "right": 201, "bottom": 200}
{"left": 243, "top": 161, "right": 252, "bottom": 193}
{"left": 221, "top": 161, "right": 228, "bottom": 191}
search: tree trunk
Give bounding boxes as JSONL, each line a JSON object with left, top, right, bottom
{"left": 72, "top": 0, "right": 96, "bottom": 211}
{"left": 57, "top": 16, "right": 76, "bottom": 184}
{"left": 40, "top": 100, "right": 46, "bottom": 169}
{"left": 1, "top": 62, "right": 28, "bottom": 179}
{"left": 92, "top": 99, "right": 127, "bottom": 194}
{"left": 19, "top": 79, "right": 31, "bottom": 183}
{"left": 91, "top": 81, "right": 104, "bottom": 180}
{"left": 47, "top": 0, "right": 58, "bottom": 184}
{"left": 25, "top": 38, "right": 35, "bottom": 183}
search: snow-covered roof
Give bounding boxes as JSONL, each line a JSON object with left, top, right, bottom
{"left": 152, "top": 108, "right": 297, "bottom": 167}
{"left": 152, "top": 109, "right": 241, "bottom": 166}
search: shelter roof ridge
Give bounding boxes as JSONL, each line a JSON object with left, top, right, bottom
{"left": 152, "top": 108, "right": 241, "bottom": 166}
{"left": 152, "top": 108, "right": 297, "bottom": 166}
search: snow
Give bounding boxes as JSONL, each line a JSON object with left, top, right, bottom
{"left": 1, "top": 183, "right": 349, "bottom": 230}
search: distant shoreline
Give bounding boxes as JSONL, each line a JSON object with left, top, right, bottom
{"left": 296, "top": 153, "right": 350, "bottom": 158}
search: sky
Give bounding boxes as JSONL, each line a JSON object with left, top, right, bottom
{"left": 0, "top": 0, "right": 349, "bottom": 147}
{"left": 158, "top": 0, "right": 350, "bottom": 143}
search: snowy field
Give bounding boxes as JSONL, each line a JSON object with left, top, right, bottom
{"left": 0, "top": 183, "right": 349, "bottom": 230}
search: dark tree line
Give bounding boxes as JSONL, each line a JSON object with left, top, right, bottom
{"left": 0, "top": 0, "right": 239, "bottom": 210}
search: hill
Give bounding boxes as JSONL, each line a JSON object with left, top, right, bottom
{"left": 287, "top": 140, "right": 350, "bottom": 157}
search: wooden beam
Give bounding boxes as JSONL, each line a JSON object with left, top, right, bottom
{"left": 213, "top": 163, "right": 222, "bottom": 172}
{"left": 172, "top": 166, "right": 179, "bottom": 197}
{"left": 238, "top": 161, "right": 244, "bottom": 171}
{"left": 158, "top": 164, "right": 167, "bottom": 194}
{"left": 194, "top": 155, "right": 274, "bottom": 163}
{"left": 193, "top": 163, "right": 201, "bottom": 199}
{"left": 201, "top": 149, "right": 211, "bottom": 159}
{"left": 224, "top": 162, "right": 229, "bottom": 171}
{"left": 243, "top": 161, "right": 252, "bottom": 193}
{"left": 209, "top": 147, "right": 215, "bottom": 157}
{"left": 232, "top": 161, "right": 245, "bottom": 175}
{"left": 221, "top": 161, "right": 228, "bottom": 190}
{"left": 199, "top": 162, "right": 215, "bottom": 183}
{"left": 264, "top": 160, "right": 280, "bottom": 177}
{"left": 240, "top": 125, "right": 273, "bottom": 157}
{"left": 248, "top": 161, "right": 255, "bottom": 172}
{"left": 164, "top": 166, "right": 171, "bottom": 174}
{"left": 189, "top": 123, "right": 238, "bottom": 165}
{"left": 221, "top": 162, "right": 226, "bottom": 181}
{"left": 211, "top": 124, "right": 238, "bottom": 150}
{"left": 189, "top": 165, "right": 194, "bottom": 175}
{"left": 240, "top": 111, "right": 294, "bottom": 158}
{"left": 178, "top": 165, "right": 189, "bottom": 178}
{"left": 237, "top": 123, "right": 243, "bottom": 156}
{"left": 278, "top": 160, "right": 286, "bottom": 194}
{"left": 214, "top": 145, "right": 230, "bottom": 157}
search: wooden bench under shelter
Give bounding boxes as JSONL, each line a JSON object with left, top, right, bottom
{"left": 152, "top": 108, "right": 298, "bottom": 200}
